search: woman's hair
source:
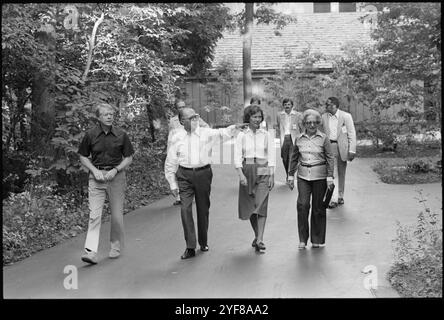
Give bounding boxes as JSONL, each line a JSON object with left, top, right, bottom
{"left": 243, "top": 104, "right": 264, "bottom": 123}
{"left": 282, "top": 98, "right": 294, "bottom": 107}
{"left": 95, "top": 103, "right": 116, "bottom": 117}
{"left": 250, "top": 97, "right": 261, "bottom": 105}
{"left": 302, "top": 109, "right": 322, "bottom": 124}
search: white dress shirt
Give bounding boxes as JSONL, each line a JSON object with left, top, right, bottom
{"left": 328, "top": 110, "right": 339, "bottom": 140}
{"left": 234, "top": 128, "right": 276, "bottom": 170}
{"left": 283, "top": 112, "right": 292, "bottom": 135}
{"left": 165, "top": 125, "right": 237, "bottom": 190}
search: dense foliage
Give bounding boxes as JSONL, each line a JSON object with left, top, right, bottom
{"left": 388, "top": 191, "right": 442, "bottom": 297}
{"left": 2, "top": 3, "right": 232, "bottom": 264}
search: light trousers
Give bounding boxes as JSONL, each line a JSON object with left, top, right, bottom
{"left": 84, "top": 170, "right": 126, "bottom": 253}
{"left": 330, "top": 142, "right": 347, "bottom": 200}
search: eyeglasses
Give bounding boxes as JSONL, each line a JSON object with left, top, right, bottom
{"left": 304, "top": 121, "right": 320, "bottom": 126}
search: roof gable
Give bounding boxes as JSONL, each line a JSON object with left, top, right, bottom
{"left": 212, "top": 12, "right": 375, "bottom": 71}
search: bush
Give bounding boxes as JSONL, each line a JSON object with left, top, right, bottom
{"left": 406, "top": 159, "right": 432, "bottom": 174}
{"left": 388, "top": 191, "right": 442, "bottom": 297}
{"left": 2, "top": 184, "right": 89, "bottom": 265}
{"left": 125, "top": 132, "right": 171, "bottom": 212}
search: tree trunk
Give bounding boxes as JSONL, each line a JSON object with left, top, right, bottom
{"left": 146, "top": 103, "right": 156, "bottom": 142}
{"left": 31, "top": 25, "right": 56, "bottom": 153}
{"left": 242, "top": 3, "right": 254, "bottom": 108}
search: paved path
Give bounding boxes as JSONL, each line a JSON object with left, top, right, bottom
{"left": 3, "top": 142, "right": 441, "bottom": 298}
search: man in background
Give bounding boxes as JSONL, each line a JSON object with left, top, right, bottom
{"left": 321, "top": 97, "right": 356, "bottom": 208}
{"left": 276, "top": 98, "right": 303, "bottom": 183}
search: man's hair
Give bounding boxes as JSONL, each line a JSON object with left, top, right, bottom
{"left": 327, "top": 97, "right": 340, "bottom": 108}
{"left": 250, "top": 97, "right": 261, "bottom": 105}
{"left": 282, "top": 98, "right": 294, "bottom": 107}
{"left": 175, "top": 99, "right": 186, "bottom": 107}
{"left": 95, "top": 103, "right": 116, "bottom": 117}
{"left": 243, "top": 104, "right": 264, "bottom": 123}
{"left": 178, "top": 107, "right": 195, "bottom": 123}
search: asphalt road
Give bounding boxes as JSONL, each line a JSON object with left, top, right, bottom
{"left": 3, "top": 141, "right": 441, "bottom": 298}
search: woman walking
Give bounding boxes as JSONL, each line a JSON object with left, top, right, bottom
{"left": 234, "top": 104, "right": 275, "bottom": 253}
{"left": 288, "top": 109, "right": 334, "bottom": 249}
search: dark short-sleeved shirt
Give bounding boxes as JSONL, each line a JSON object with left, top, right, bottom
{"left": 78, "top": 124, "right": 135, "bottom": 167}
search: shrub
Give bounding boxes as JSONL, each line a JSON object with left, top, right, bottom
{"left": 406, "top": 159, "right": 432, "bottom": 174}
{"left": 2, "top": 184, "right": 89, "bottom": 265}
{"left": 388, "top": 191, "right": 442, "bottom": 297}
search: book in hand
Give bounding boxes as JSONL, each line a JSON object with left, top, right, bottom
{"left": 323, "top": 184, "right": 335, "bottom": 208}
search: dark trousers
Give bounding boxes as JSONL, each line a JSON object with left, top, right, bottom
{"left": 176, "top": 166, "right": 213, "bottom": 249}
{"left": 281, "top": 135, "right": 293, "bottom": 178}
{"left": 296, "top": 177, "right": 327, "bottom": 244}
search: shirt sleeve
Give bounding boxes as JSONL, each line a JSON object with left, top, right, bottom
{"left": 77, "top": 132, "right": 91, "bottom": 157}
{"left": 122, "top": 132, "right": 135, "bottom": 157}
{"left": 288, "top": 138, "right": 300, "bottom": 179}
{"left": 323, "top": 137, "right": 335, "bottom": 178}
{"left": 267, "top": 131, "right": 276, "bottom": 168}
{"left": 164, "top": 135, "right": 179, "bottom": 190}
{"left": 234, "top": 132, "right": 244, "bottom": 169}
{"left": 205, "top": 125, "right": 238, "bottom": 140}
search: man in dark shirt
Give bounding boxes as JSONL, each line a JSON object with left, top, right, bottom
{"left": 78, "top": 103, "right": 134, "bottom": 264}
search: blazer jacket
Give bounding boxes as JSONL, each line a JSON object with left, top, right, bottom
{"left": 321, "top": 109, "right": 357, "bottom": 162}
{"left": 276, "top": 110, "right": 303, "bottom": 146}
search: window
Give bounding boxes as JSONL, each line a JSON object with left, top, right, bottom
{"left": 313, "top": 3, "right": 331, "bottom": 13}
{"left": 339, "top": 3, "right": 357, "bottom": 12}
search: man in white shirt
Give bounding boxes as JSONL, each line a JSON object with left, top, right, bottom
{"left": 276, "top": 98, "right": 303, "bottom": 183}
{"left": 167, "top": 99, "right": 209, "bottom": 206}
{"left": 165, "top": 107, "right": 246, "bottom": 259}
{"left": 321, "top": 97, "right": 356, "bottom": 208}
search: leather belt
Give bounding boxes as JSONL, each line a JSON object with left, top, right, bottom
{"left": 300, "top": 162, "right": 326, "bottom": 168}
{"left": 96, "top": 166, "right": 115, "bottom": 170}
{"left": 179, "top": 164, "right": 211, "bottom": 171}
{"left": 330, "top": 140, "right": 337, "bottom": 143}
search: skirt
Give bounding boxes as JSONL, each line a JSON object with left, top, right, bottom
{"left": 238, "top": 158, "right": 270, "bottom": 220}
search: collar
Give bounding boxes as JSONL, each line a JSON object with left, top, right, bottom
{"left": 96, "top": 123, "right": 118, "bottom": 137}
{"left": 281, "top": 110, "right": 297, "bottom": 116}
{"left": 244, "top": 127, "right": 267, "bottom": 135}
{"left": 301, "top": 129, "right": 323, "bottom": 139}
{"left": 328, "top": 109, "right": 340, "bottom": 118}
{"left": 183, "top": 124, "right": 201, "bottom": 136}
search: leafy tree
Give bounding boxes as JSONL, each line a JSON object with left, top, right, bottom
{"left": 2, "top": 3, "right": 238, "bottom": 197}
{"left": 368, "top": 2, "right": 441, "bottom": 124}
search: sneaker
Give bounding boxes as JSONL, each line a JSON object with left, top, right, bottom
{"left": 298, "top": 242, "right": 306, "bottom": 250}
{"left": 109, "top": 247, "right": 121, "bottom": 259}
{"left": 338, "top": 198, "right": 344, "bottom": 205}
{"left": 81, "top": 250, "right": 98, "bottom": 264}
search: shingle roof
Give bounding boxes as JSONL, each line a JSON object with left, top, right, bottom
{"left": 212, "top": 12, "right": 375, "bottom": 71}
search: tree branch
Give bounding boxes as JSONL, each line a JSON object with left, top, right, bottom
{"left": 82, "top": 12, "right": 105, "bottom": 82}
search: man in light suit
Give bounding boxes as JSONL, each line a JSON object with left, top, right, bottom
{"left": 276, "top": 98, "right": 303, "bottom": 183}
{"left": 321, "top": 97, "right": 356, "bottom": 208}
